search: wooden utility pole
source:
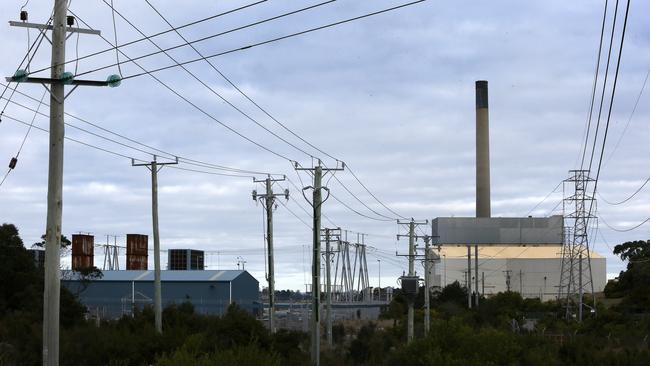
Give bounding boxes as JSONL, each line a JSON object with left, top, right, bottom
{"left": 253, "top": 176, "right": 288, "bottom": 333}
{"left": 295, "top": 161, "right": 344, "bottom": 366}
{"left": 6, "top": 5, "right": 110, "bottom": 364}
{"left": 397, "top": 219, "right": 428, "bottom": 343}
{"left": 132, "top": 156, "right": 177, "bottom": 333}
{"left": 423, "top": 235, "right": 431, "bottom": 336}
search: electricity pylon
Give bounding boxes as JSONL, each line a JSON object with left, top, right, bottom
{"left": 558, "top": 170, "right": 596, "bottom": 321}
{"left": 321, "top": 227, "right": 341, "bottom": 347}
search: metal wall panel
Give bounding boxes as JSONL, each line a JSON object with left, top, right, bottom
{"left": 432, "top": 215, "right": 564, "bottom": 246}
{"left": 126, "top": 234, "right": 148, "bottom": 270}
{"left": 71, "top": 234, "right": 94, "bottom": 270}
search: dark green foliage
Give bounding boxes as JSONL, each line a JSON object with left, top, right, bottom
{"left": 32, "top": 233, "right": 71, "bottom": 248}
{"left": 605, "top": 240, "right": 650, "bottom": 311}
{"left": 0, "top": 224, "right": 87, "bottom": 366}
{"left": 3, "top": 224, "right": 650, "bottom": 365}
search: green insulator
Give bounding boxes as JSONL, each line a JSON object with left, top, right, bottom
{"left": 106, "top": 74, "right": 122, "bottom": 88}
{"left": 13, "top": 69, "right": 28, "bottom": 82}
{"left": 61, "top": 71, "right": 74, "bottom": 85}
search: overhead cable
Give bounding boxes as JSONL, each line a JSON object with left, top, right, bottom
{"left": 76, "top": 0, "right": 427, "bottom": 80}
{"left": 24, "top": 0, "right": 269, "bottom": 76}
{"left": 71, "top": 12, "right": 295, "bottom": 163}
{"left": 102, "top": 0, "right": 316, "bottom": 160}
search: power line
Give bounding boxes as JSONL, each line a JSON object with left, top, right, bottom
{"left": 586, "top": 0, "right": 631, "bottom": 223}
{"left": 598, "top": 176, "right": 650, "bottom": 205}
{"left": 329, "top": 193, "right": 394, "bottom": 222}
{"left": 70, "top": 12, "right": 296, "bottom": 163}
{"left": 525, "top": 181, "right": 562, "bottom": 216}
{"left": 1, "top": 113, "right": 261, "bottom": 180}
{"left": 100, "top": 1, "right": 316, "bottom": 161}
{"left": 74, "top": 4, "right": 409, "bottom": 226}
{"left": 24, "top": 1, "right": 269, "bottom": 76}
{"left": 330, "top": 174, "right": 396, "bottom": 220}
{"left": 66, "top": 0, "right": 337, "bottom": 78}
{"left": 604, "top": 66, "right": 650, "bottom": 165}
{"left": 278, "top": 199, "right": 312, "bottom": 230}
{"left": 0, "top": 90, "right": 47, "bottom": 187}
{"left": 85, "top": 0, "right": 427, "bottom": 80}
{"left": 0, "top": 88, "right": 271, "bottom": 176}
{"left": 0, "top": 14, "right": 52, "bottom": 119}
{"left": 346, "top": 166, "right": 406, "bottom": 219}
{"left": 585, "top": 0, "right": 620, "bottom": 173}
{"left": 142, "top": 0, "right": 341, "bottom": 164}
{"left": 130, "top": 1, "right": 413, "bottom": 222}
{"left": 577, "top": 0, "right": 610, "bottom": 169}
{"left": 1, "top": 113, "right": 143, "bottom": 162}
{"left": 600, "top": 215, "right": 650, "bottom": 232}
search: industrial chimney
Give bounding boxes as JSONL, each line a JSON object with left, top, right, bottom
{"left": 475, "top": 80, "right": 491, "bottom": 218}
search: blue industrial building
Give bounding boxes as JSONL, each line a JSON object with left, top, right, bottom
{"left": 62, "top": 270, "right": 260, "bottom": 319}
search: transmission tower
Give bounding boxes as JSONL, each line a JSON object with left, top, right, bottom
{"left": 558, "top": 170, "right": 597, "bottom": 321}
{"left": 102, "top": 235, "right": 120, "bottom": 270}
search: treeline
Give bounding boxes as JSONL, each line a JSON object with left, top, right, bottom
{"left": 2, "top": 223, "right": 650, "bottom": 365}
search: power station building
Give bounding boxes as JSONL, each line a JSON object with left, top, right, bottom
{"left": 62, "top": 270, "right": 260, "bottom": 319}
{"left": 426, "top": 245, "right": 606, "bottom": 299}
{"left": 419, "top": 80, "right": 607, "bottom": 302}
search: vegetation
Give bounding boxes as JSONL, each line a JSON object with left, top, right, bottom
{"left": 1, "top": 223, "right": 649, "bottom": 365}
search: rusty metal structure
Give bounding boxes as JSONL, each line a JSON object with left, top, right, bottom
{"left": 126, "top": 234, "right": 148, "bottom": 270}
{"left": 71, "top": 234, "right": 94, "bottom": 270}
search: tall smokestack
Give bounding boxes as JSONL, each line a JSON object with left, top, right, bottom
{"left": 475, "top": 80, "right": 491, "bottom": 218}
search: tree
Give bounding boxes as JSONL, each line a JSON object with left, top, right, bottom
{"left": 605, "top": 240, "right": 650, "bottom": 311}
{"left": 33, "top": 233, "right": 71, "bottom": 248}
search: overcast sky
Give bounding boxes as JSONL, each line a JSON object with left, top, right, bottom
{"left": 0, "top": 0, "right": 649, "bottom": 291}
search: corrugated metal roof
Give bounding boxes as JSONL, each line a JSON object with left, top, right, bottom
{"left": 61, "top": 270, "right": 247, "bottom": 282}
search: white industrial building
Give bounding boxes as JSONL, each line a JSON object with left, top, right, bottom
{"left": 417, "top": 81, "right": 607, "bottom": 303}
{"left": 426, "top": 246, "right": 606, "bottom": 300}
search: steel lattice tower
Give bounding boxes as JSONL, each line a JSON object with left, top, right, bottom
{"left": 558, "top": 170, "right": 597, "bottom": 321}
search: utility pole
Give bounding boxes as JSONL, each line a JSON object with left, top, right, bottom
{"left": 295, "top": 160, "right": 344, "bottom": 366}
{"left": 132, "top": 155, "right": 178, "bottom": 333}
{"left": 474, "top": 245, "right": 479, "bottom": 308}
{"left": 423, "top": 235, "right": 431, "bottom": 337}
{"left": 377, "top": 259, "right": 381, "bottom": 302}
{"left": 519, "top": 269, "right": 523, "bottom": 295}
{"left": 252, "top": 176, "right": 289, "bottom": 334}
{"left": 321, "top": 227, "right": 340, "bottom": 347}
{"left": 5, "top": 5, "right": 111, "bottom": 365}
{"left": 397, "top": 219, "right": 428, "bottom": 343}
{"left": 504, "top": 270, "right": 512, "bottom": 292}
{"left": 467, "top": 245, "right": 472, "bottom": 308}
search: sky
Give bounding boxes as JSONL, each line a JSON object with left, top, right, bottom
{"left": 0, "top": 0, "right": 649, "bottom": 291}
